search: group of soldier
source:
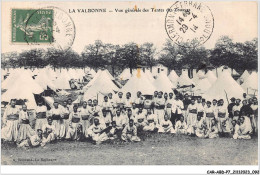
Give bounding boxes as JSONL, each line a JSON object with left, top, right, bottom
{"left": 1, "top": 90, "right": 258, "bottom": 148}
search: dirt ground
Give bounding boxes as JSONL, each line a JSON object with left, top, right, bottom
{"left": 1, "top": 133, "right": 258, "bottom": 165}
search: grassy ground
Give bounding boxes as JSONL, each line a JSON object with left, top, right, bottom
{"left": 1, "top": 133, "right": 258, "bottom": 165}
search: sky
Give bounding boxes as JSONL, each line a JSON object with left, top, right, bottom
{"left": 2, "top": 1, "right": 258, "bottom": 54}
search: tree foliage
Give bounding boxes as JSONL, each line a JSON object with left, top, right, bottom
{"left": 1, "top": 37, "right": 258, "bottom": 72}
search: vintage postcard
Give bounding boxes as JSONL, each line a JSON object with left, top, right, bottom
{"left": 1, "top": 0, "right": 259, "bottom": 173}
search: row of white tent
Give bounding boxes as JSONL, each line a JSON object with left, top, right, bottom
{"left": 1, "top": 66, "right": 258, "bottom": 109}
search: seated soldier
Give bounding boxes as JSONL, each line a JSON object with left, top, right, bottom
{"left": 135, "top": 108, "right": 147, "bottom": 129}
{"left": 143, "top": 108, "right": 158, "bottom": 132}
{"left": 232, "top": 119, "right": 241, "bottom": 139}
{"left": 42, "top": 118, "right": 56, "bottom": 145}
{"left": 121, "top": 119, "right": 141, "bottom": 142}
{"left": 87, "top": 118, "right": 108, "bottom": 144}
{"left": 195, "top": 115, "right": 208, "bottom": 138}
{"left": 234, "top": 117, "right": 251, "bottom": 140}
{"left": 18, "top": 129, "right": 45, "bottom": 148}
{"left": 66, "top": 106, "right": 82, "bottom": 141}
{"left": 175, "top": 115, "right": 187, "bottom": 134}
{"left": 158, "top": 115, "right": 175, "bottom": 133}
{"left": 106, "top": 121, "right": 118, "bottom": 140}
{"left": 113, "top": 109, "right": 127, "bottom": 130}
{"left": 205, "top": 119, "right": 219, "bottom": 139}
{"left": 101, "top": 109, "right": 112, "bottom": 127}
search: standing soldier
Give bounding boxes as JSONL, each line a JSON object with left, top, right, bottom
{"left": 186, "top": 98, "right": 197, "bottom": 135}
{"left": 60, "top": 101, "right": 70, "bottom": 139}
{"left": 134, "top": 91, "right": 144, "bottom": 109}
{"left": 17, "top": 105, "right": 35, "bottom": 142}
{"left": 250, "top": 97, "right": 258, "bottom": 134}
{"left": 125, "top": 92, "right": 133, "bottom": 110}
{"left": 182, "top": 93, "right": 191, "bottom": 122}
{"left": 79, "top": 101, "right": 91, "bottom": 138}
{"left": 154, "top": 91, "right": 165, "bottom": 124}
{"left": 196, "top": 97, "right": 205, "bottom": 119}
{"left": 49, "top": 102, "right": 63, "bottom": 140}
{"left": 102, "top": 96, "right": 113, "bottom": 119}
{"left": 232, "top": 99, "right": 242, "bottom": 121}
{"left": 216, "top": 99, "right": 229, "bottom": 136}
{"left": 35, "top": 101, "right": 48, "bottom": 132}
{"left": 2, "top": 99, "right": 20, "bottom": 142}
{"left": 67, "top": 98, "right": 74, "bottom": 113}
{"left": 171, "top": 95, "right": 184, "bottom": 126}
{"left": 66, "top": 106, "right": 82, "bottom": 141}
{"left": 204, "top": 101, "right": 215, "bottom": 130}
{"left": 115, "top": 92, "right": 125, "bottom": 109}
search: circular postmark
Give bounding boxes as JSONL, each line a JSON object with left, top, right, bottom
{"left": 165, "top": 1, "right": 214, "bottom": 47}
{"left": 24, "top": 6, "right": 76, "bottom": 52}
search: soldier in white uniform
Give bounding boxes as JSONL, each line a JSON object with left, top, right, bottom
{"left": 196, "top": 97, "right": 205, "bottom": 119}
{"left": 18, "top": 129, "right": 45, "bottom": 148}
{"left": 2, "top": 99, "right": 20, "bottom": 142}
{"left": 121, "top": 119, "right": 141, "bottom": 142}
{"left": 158, "top": 115, "right": 175, "bottom": 133}
{"left": 35, "top": 101, "right": 48, "bottom": 132}
{"left": 186, "top": 99, "right": 197, "bottom": 135}
{"left": 87, "top": 118, "right": 108, "bottom": 144}
{"left": 143, "top": 108, "right": 158, "bottom": 132}
{"left": 195, "top": 115, "right": 207, "bottom": 138}
{"left": 113, "top": 109, "right": 127, "bottom": 130}
{"left": 134, "top": 91, "right": 144, "bottom": 109}
{"left": 154, "top": 91, "right": 166, "bottom": 124}
{"left": 115, "top": 92, "right": 125, "bottom": 109}
{"left": 102, "top": 96, "right": 113, "bottom": 119}
{"left": 79, "top": 101, "right": 91, "bottom": 138}
{"left": 42, "top": 118, "right": 56, "bottom": 145}
{"left": 125, "top": 92, "right": 133, "bottom": 109}
{"left": 234, "top": 117, "right": 251, "bottom": 140}
{"left": 135, "top": 108, "right": 147, "bottom": 129}
{"left": 232, "top": 99, "right": 242, "bottom": 121}
{"left": 204, "top": 101, "right": 215, "bottom": 130}
{"left": 60, "top": 101, "right": 70, "bottom": 139}
{"left": 17, "top": 105, "right": 35, "bottom": 142}
{"left": 171, "top": 95, "right": 184, "bottom": 126}
{"left": 175, "top": 115, "right": 187, "bottom": 134}
{"left": 49, "top": 102, "right": 64, "bottom": 139}
{"left": 67, "top": 98, "right": 74, "bottom": 113}
{"left": 216, "top": 99, "right": 230, "bottom": 135}
{"left": 66, "top": 106, "right": 82, "bottom": 140}
{"left": 205, "top": 119, "right": 219, "bottom": 139}
{"left": 250, "top": 97, "right": 258, "bottom": 134}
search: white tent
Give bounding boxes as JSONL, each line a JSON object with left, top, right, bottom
{"left": 193, "top": 70, "right": 207, "bottom": 84}
{"left": 178, "top": 71, "right": 195, "bottom": 87}
{"left": 203, "top": 69, "right": 244, "bottom": 103}
{"left": 54, "top": 70, "right": 71, "bottom": 89}
{"left": 241, "top": 71, "right": 258, "bottom": 95}
{"left": 2, "top": 70, "right": 22, "bottom": 89}
{"left": 168, "top": 70, "right": 179, "bottom": 86}
{"left": 83, "top": 70, "right": 114, "bottom": 91}
{"left": 2, "top": 71, "right": 44, "bottom": 109}
{"left": 153, "top": 73, "right": 175, "bottom": 93}
{"left": 240, "top": 70, "right": 251, "bottom": 80}
{"left": 121, "top": 70, "right": 156, "bottom": 95}
{"left": 83, "top": 70, "right": 119, "bottom": 101}
{"left": 206, "top": 70, "right": 217, "bottom": 84}
{"left": 119, "top": 68, "right": 132, "bottom": 80}
{"left": 144, "top": 70, "right": 154, "bottom": 83}
{"left": 35, "top": 69, "right": 57, "bottom": 91}
{"left": 193, "top": 78, "right": 212, "bottom": 95}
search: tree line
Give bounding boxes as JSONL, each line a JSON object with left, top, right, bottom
{"left": 1, "top": 36, "right": 258, "bottom": 74}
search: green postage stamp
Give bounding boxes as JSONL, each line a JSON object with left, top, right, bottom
{"left": 11, "top": 9, "right": 53, "bottom": 43}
